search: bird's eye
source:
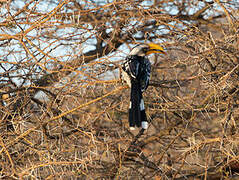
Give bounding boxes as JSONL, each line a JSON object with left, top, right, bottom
{"left": 142, "top": 47, "right": 148, "bottom": 53}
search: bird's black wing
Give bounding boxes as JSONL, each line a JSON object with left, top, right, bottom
{"left": 139, "top": 58, "right": 151, "bottom": 92}
{"left": 122, "top": 56, "right": 142, "bottom": 127}
{"left": 122, "top": 55, "right": 140, "bottom": 80}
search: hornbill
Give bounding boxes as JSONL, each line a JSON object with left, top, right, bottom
{"left": 122, "top": 43, "right": 165, "bottom": 130}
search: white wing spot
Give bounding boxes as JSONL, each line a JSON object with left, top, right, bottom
{"left": 140, "top": 99, "right": 145, "bottom": 110}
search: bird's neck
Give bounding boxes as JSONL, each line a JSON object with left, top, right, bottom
{"left": 127, "top": 55, "right": 146, "bottom": 61}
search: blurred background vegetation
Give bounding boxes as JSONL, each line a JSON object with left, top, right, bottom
{"left": 0, "top": 0, "right": 239, "bottom": 179}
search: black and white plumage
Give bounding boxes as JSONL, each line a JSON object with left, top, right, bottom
{"left": 122, "top": 43, "right": 165, "bottom": 130}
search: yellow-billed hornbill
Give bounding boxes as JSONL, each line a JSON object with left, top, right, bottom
{"left": 122, "top": 43, "right": 165, "bottom": 130}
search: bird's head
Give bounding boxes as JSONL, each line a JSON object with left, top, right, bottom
{"left": 129, "top": 43, "right": 166, "bottom": 57}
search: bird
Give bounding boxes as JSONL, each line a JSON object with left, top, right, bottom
{"left": 122, "top": 43, "right": 165, "bottom": 130}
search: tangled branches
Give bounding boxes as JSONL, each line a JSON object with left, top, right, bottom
{"left": 0, "top": 0, "right": 238, "bottom": 179}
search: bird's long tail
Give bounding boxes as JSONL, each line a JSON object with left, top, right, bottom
{"left": 129, "top": 81, "right": 148, "bottom": 129}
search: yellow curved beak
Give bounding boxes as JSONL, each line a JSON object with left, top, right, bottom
{"left": 146, "top": 43, "right": 166, "bottom": 55}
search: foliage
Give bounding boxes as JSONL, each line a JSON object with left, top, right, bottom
{"left": 0, "top": 0, "right": 239, "bottom": 179}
